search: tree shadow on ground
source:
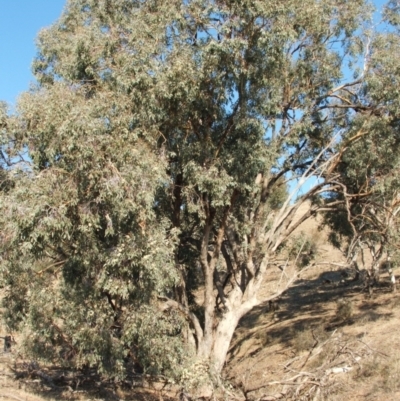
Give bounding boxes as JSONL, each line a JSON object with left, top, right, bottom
{"left": 231, "top": 268, "right": 395, "bottom": 356}
{"left": 11, "top": 365, "right": 176, "bottom": 401}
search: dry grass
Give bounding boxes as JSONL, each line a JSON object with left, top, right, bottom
{"left": 292, "top": 328, "right": 316, "bottom": 352}
{"left": 354, "top": 352, "right": 400, "bottom": 395}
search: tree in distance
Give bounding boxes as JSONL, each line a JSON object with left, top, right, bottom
{"left": 1, "top": 0, "right": 400, "bottom": 393}
{"left": 323, "top": 5, "right": 400, "bottom": 286}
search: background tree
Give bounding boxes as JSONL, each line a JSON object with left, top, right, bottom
{"left": 1, "top": 0, "right": 399, "bottom": 390}
{"left": 323, "top": 9, "right": 400, "bottom": 287}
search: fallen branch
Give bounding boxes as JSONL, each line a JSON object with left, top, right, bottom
{"left": 325, "top": 366, "right": 353, "bottom": 374}
{"left": 0, "top": 393, "right": 29, "bottom": 401}
{"left": 255, "top": 333, "right": 372, "bottom": 401}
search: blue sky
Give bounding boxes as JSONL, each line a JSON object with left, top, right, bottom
{"left": 0, "top": 0, "right": 66, "bottom": 106}
{"left": 0, "top": 0, "right": 389, "bottom": 108}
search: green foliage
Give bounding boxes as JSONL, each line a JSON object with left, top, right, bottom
{"left": 1, "top": 0, "right": 400, "bottom": 383}
{"left": 287, "top": 232, "right": 318, "bottom": 268}
{"left": 267, "top": 176, "right": 288, "bottom": 211}
{"left": 321, "top": 4, "right": 400, "bottom": 263}
{"left": 123, "top": 306, "right": 189, "bottom": 378}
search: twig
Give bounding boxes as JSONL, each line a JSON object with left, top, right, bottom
{"left": 277, "top": 259, "right": 289, "bottom": 285}
{"left": 0, "top": 393, "right": 28, "bottom": 401}
{"left": 357, "top": 339, "right": 389, "bottom": 358}
{"left": 283, "top": 356, "right": 300, "bottom": 370}
{"left": 36, "top": 259, "right": 65, "bottom": 276}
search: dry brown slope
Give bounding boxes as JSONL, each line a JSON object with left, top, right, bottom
{"left": 225, "top": 203, "right": 400, "bottom": 401}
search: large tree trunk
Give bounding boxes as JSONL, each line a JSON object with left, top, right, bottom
{"left": 210, "top": 310, "right": 241, "bottom": 374}
{"left": 209, "top": 294, "right": 262, "bottom": 373}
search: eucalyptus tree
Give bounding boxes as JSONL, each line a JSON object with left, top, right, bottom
{"left": 323, "top": 7, "right": 400, "bottom": 286}
{"left": 1, "top": 0, "right": 396, "bottom": 386}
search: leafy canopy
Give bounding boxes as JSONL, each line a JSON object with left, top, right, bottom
{"left": 2, "top": 0, "right": 399, "bottom": 382}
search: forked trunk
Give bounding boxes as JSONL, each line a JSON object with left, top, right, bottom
{"left": 195, "top": 309, "right": 242, "bottom": 376}
{"left": 197, "top": 295, "right": 260, "bottom": 375}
